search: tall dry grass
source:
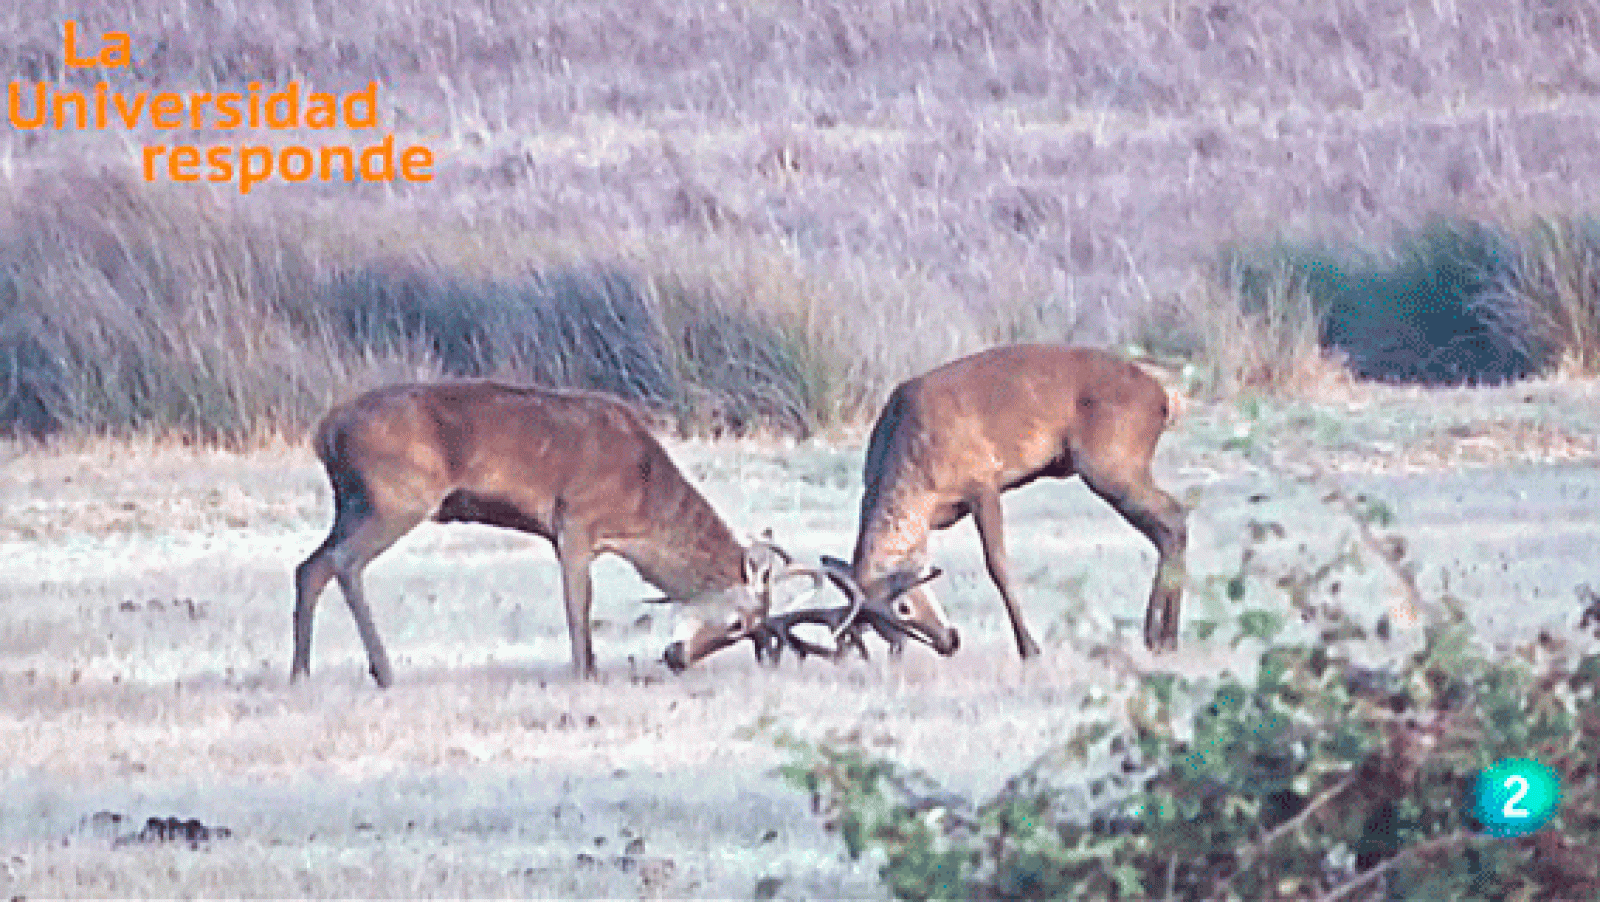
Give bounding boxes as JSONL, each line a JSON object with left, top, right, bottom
{"left": 0, "top": 174, "right": 1011, "bottom": 441}
{"left": 1514, "top": 216, "right": 1600, "bottom": 376}
{"left": 6, "top": 0, "right": 1600, "bottom": 439}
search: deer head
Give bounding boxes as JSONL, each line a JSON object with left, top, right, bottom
{"left": 827, "top": 555, "right": 959, "bottom": 656}
{"left": 660, "top": 539, "right": 819, "bottom": 671}
{"left": 754, "top": 556, "right": 958, "bottom": 662}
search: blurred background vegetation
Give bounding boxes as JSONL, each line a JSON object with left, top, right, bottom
{"left": 4, "top": 0, "right": 1600, "bottom": 442}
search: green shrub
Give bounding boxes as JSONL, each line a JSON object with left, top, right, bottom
{"left": 781, "top": 488, "right": 1600, "bottom": 900}
{"left": 1224, "top": 219, "right": 1548, "bottom": 387}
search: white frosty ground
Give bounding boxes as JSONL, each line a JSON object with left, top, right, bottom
{"left": 3, "top": 386, "right": 1598, "bottom": 897}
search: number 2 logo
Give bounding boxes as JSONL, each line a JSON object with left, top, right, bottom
{"left": 1475, "top": 759, "right": 1559, "bottom": 836}
{"left": 1502, "top": 775, "right": 1530, "bottom": 819}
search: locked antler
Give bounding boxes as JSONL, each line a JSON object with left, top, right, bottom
{"left": 756, "top": 603, "right": 872, "bottom": 664}
{"left": 751, "top": 562, "right": 903, "bottom": 664}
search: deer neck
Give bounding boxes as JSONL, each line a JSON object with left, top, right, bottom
{"left": 854, "top": 406, "right": 936, "bottom": 583}
{"left": 616, "top": 490, "right": 747, "bottom": 602}
{"left": 851, "top": 488, "right": 934, "bottom": 584}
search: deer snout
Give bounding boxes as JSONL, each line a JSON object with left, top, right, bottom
{"left": 662, "top": 641, "right": 690, "bottom": 673}
{"left": 875, "top": 617, "right": 960, "bottom": 657}
{"left": 663, "top": 608, "right": 751, "bottom": 672}
{"left": 911, "top": 624, "right": 959, "bottom": 656}
{"left": 940, "top": 627, "right": 960, "bottom": 656}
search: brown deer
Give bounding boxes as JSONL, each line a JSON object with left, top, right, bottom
{"left": 830, "top": 344, "right": 1188, "bottom": 660}
{"left": 292, "top": 381, "right": 821, "bottom": 687}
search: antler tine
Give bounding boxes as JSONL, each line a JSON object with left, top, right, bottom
{"left": 775, "top": 563, "right": 866, "bottom": 646}
{"left": 747, "top": 529, "right": 794, "bottom": 565}
{"left": 760, "top": 605, "right": 867, "bottom": 663}
{"left": 777, "top": 564, "right": 826, "bottom": 594}
{"left": 819, "top": 567, "right": 867, "bottom": 646}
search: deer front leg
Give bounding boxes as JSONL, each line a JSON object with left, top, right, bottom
{"left": 555, "top": 527, "right": 599, "bottom": 679}
{"left": 971, "top": 488, "right": 1040, "bottom": 659}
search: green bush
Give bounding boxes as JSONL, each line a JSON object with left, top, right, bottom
{"left": 781, "top": 489, "right": 1600, "bottom": 900}
{"left": 1225, "top": 219, "right": 1549, "bottom": 387}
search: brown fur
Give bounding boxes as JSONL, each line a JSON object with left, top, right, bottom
{"left": 851, "top": 344, "right": 1188, "bottom": 656}
{"left": 292, "top": 381, "right": 751, "bottom": 686}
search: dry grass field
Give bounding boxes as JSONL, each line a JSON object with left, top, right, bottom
{"left": 5, "top": 0, "right": 1600, "bottom": 896}
{"left": 4, "top": 381, "right": 1598, "bottom": 898}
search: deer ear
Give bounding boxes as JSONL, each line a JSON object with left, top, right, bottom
{"left": 743, "top": 540, "right": 791, "bottom": 587}
{"left": 746, "top": 532, "right": 793, "bottom": 568}
{"left": 886, "top": 565, "right": 942, "bottom": 598}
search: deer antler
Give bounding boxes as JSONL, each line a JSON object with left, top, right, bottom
{"left": 745, "top": 560, "right": 832, "bottom": 663}
{"left": 756, "top": 603, "right": 874, "bottom": 664}
{"left": 751, "top": 563, "right": 906, "bottom": 665}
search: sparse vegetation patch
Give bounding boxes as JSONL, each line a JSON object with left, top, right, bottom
{"left": 782, "top": 488, "right": 1600, "bottom": 900}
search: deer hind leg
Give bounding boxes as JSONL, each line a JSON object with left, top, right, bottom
{"left": 295, "top": 497, "right": 429, "bottom": 688}
{"left": 293, "top": 473, "right": 364, "bottom": 683}
{"left": 292, "top": 538, "right": 337, "bottom": 682}
{"left": 554, "top": 520, "right": 599, "bottom": 680}
{"left": 971, "top": 488, "right": 1041, "bottom": 659}
{"left": 1080, "top": 468, "right": 1188, "bottom": 653}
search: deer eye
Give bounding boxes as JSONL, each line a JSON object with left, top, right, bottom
{"left": 726, "top": 614, "right": 746, "bottom": 634}
{"left": 895, "top": 598, "right": 914, "bottom": 619}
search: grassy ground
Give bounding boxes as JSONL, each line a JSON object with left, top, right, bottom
{"left": 6, "top": 1, "right": 1600, "bottom": 896}
{"left": 3, "top": 383, "right": 1597, "bottom": 898}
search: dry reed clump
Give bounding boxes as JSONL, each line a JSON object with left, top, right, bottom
{"left": 1181, "top": 218, "right": 1600, "bottom": 397}
{"left": 1511, "top": 215, "right": 1600, "bottom": 376}
{"left": 8, "top": 0, "right": 1600, "bottom": 437}
{"left": 1161, "top": 271, "right": 1336, "bottom": 399}
{"left": 0, "top": 175, "right": 333, "bottom": 441}
{"left": 0, "top": 173, "right": 1018, "bottom": 443}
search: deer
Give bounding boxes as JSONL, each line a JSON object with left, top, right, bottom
{"left": 818, "top": 344, "right": 1188, "bottom": 661}
{"left": 292, "top": 380, "right": 858, "bottom": 687}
